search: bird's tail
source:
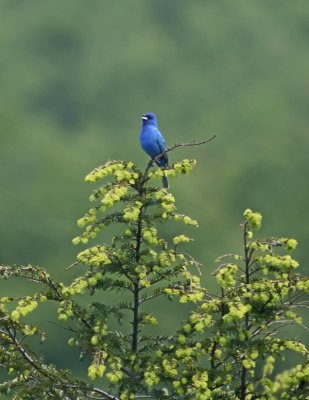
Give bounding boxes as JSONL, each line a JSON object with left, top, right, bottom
{"left": 162, "top": 175, "right": 169, "bottom": 189}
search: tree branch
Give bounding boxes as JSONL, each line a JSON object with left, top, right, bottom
{"left": 6, "top": 327, "right": 51, "bottom": 380}
{"left": 166, "top": 135, "right": 216, "bottom": 154}
{"left": 131, "top": 201, "right": 144, "bottom": 353}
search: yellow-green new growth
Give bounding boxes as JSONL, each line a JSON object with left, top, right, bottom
{"left": 148, "top": 159, "right": 196, "bottom": 182}
{"left": 85, "top": 160, "right": 136, "bottom": 183}
{"left": 11, "top": 297, "right": 38, "bottom": 322}
{"left": 173, "top": 234, "right": 192, "bottom": 245}
{"left": 283, "top": 238, "right": 298, "bottom": 251}
{"left": 123, "top": 201, "right": 142, "bottom": 222}
{"left": 142, "top": 227, "right": 159, "bottom": 245}
{"left": 243, "top": 208, "right": 262, "bottom": 231}
{"left": 87, "top": 364, "right": 106, "bottom": 380}
{"left": 77, "top": 245, "right": 111, "bottom": 267}
{"left": 215, "top": 263, "right": 238, "bottom": 289}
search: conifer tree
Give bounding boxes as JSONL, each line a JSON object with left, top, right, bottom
{"left": 0, "top": 158, "right": 308, "bottom": 399}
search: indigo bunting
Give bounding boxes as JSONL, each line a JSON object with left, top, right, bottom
{"left": 139, "top": 112, "right": 169, "bottom": 189}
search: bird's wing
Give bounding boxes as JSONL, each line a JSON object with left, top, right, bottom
{"left": 157, "top": 131, "right": 167, "bottom": 151}
{"left": 156, "top": 131, "right": 168, "bottom": 163}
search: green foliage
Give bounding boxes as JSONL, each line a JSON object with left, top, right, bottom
{"left": 153, "top": 208, "right": 309, "bottom": 399}
{"left": 0, "top": 161, "right": 308, "bottom": 399}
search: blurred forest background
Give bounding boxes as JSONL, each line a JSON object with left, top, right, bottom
{"left": 0, "top": 0, "right": 308, "bottom": 383}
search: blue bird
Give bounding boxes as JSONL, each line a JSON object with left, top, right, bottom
{"left": 139, "top": 112, "right": 169, "bottom": 189}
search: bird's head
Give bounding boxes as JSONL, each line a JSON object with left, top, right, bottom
{"left": 141, "top": 112, "right": 157, "bottom": 126}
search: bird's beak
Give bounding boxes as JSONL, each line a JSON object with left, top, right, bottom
{"left": 142, "top": 116, "right": 148, "bottom": 121}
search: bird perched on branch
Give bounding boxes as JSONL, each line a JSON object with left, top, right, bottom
{"left": 139, "top": 112, "right": 169, "bottom": 189}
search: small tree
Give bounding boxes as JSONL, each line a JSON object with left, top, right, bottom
{"left": 0, "top": 158, "right": 308, "bottom": 399}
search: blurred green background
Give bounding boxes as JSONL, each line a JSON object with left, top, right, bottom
{"left": 1, "top": 0, "right": 308, "bottom": 382}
